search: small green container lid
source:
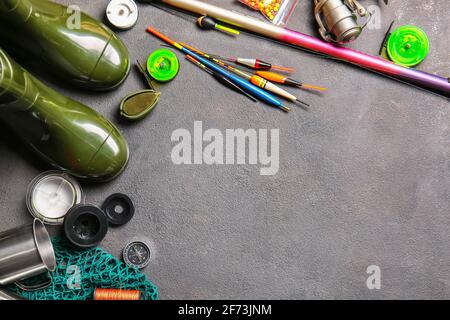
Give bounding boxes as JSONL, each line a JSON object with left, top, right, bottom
{"left": 146, "top": 49, "right": 179, "bottom": 82}
{"left": 387, "top": 25, "right": 430, "bottom": 67}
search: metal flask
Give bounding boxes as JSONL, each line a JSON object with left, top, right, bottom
{"left": 0, "top": 219, "right": 56, "bottom": 287}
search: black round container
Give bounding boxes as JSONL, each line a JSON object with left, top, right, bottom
{"left": 101, "top": 193, "right": 135, "bottom": 226}
{"left": 64, "top": 204, "right": 108, "bottom": 248}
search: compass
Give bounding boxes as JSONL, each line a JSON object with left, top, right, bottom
{"left": 123, "top": 241, "right": 151, "bottom": 269}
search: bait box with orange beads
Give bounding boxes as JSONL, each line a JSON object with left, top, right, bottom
{"left": 238, "top": 0, "right": 298, "bottom": 26}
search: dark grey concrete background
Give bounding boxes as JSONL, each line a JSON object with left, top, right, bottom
{"left": 0, "top": 0, "right": 449, "bottom": 299}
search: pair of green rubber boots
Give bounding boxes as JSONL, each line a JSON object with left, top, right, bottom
{"left": 0, "top": 0, "right": 131, "bottom": 181}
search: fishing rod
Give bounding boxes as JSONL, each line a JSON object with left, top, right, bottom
{"left": 146, "top": 27, "right": 291, "bottom": 112}
{"left": 145, "top": 0, "right": 450, "bottom": 98}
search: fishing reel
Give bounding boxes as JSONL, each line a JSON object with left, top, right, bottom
{"left": 314, "top": 0, "right": 370, "bottom": 43}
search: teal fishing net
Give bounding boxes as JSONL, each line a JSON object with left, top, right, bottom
{"left": 9, "top": 238, "right": 158, "bottom": 300}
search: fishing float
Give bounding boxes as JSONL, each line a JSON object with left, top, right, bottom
{"left": 206, "top": 53, "right": 324, "bottom": 93}
{"left": 213, "top": 56, "right": 295, "bottom": 73}
{"left": 255, "top": 71, "right": 328, "bottom": 92}
{"left": 146, "top": 27, "right": 290, "bottom": 112}
{"left": 179, "top": 42, "right": 309, "bottom": 107}
{"left": 145, "top": 0, "right": 450, "bottom": 97}
{"left": 197, "top": 16, "right": 240, "bottom": 36}
{"left": 185, "top": 55, "right": 258, "bottom": 102}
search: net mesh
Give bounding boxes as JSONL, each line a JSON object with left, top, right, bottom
{"left": 9, "top": 237, "right": 158, "bottom": 300}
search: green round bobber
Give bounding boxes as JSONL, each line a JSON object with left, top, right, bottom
{"left": 146, "top": 49, "right": 180, "bottom": 82}
{"left": 387, "top": 25, "right": 430, "bottom": 67}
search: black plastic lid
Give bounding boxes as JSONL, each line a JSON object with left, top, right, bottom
{"left": 64, "top": 204, "right": 108, "bottom": 248}
{"left": 101, "top": 193, "right": 135, "bottom": 226}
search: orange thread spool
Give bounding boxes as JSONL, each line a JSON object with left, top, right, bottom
{"left": 94, "top": 288, "right": 142, "bottom": 300}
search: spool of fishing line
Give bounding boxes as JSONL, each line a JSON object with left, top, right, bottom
{"left": 146, "top": 49, "right": 179, "bottom": 82}
{"left": 106, "top": 0, "right": 139, "bottom": 30}
{"left": 26, "top": 171, "right": 83, "bottom": 225}
{"left": 387, "top": 25, "right": 430, "bottom": 67}
{"left": 94, "top": 288, "right": 142, "bottom": 300}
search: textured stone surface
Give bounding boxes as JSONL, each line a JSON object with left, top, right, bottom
{"left": 0, "top": 0, "right": 449, "bottom": 299}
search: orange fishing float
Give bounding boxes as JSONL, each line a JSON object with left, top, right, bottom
{"left": 256, "top": 71, "right": 328, "bottom": 92}
{"left": 180, "top": 43, "right": 309, "bottom": 107}
{"left": 93, "top": 288, "right": 142, "bottom": 300}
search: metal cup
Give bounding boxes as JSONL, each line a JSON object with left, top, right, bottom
{"left": 0, "top": 288, "right": 25, "bottom": 300}
{"left": 0, "top": 219, "right": 56, "bottom": 286}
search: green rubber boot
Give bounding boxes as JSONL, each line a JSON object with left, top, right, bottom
{"left": 0, "top": 0, "right": 130, "bottom": 90}
{"left": 0, "top": 48, "right": 129, "bottom": 181}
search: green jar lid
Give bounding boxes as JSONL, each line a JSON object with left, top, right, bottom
{"left": 387, "top": 25, "right": 430, "bottom": 67}
{"left": 146, "top": 49, "right": 179, "bottom": 82}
